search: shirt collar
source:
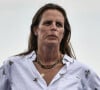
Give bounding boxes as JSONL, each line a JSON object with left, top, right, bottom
{"left": 26, "top": 51, "right": 74, "bottom": 63}
{"left": 25, "top": 51, "right": 36, "bottom": 61}
{"left": 62, "top": 54, "right": 74, "bottom": 64}
{"left": 26, "top": 51, "right": 74, "bottom": 75}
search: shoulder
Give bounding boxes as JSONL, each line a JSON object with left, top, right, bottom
{"left": 63, "top": 54, "right": 92, "bottom": 72}
{"left": 69, "top": 57, "right": 100, "bottom": 89}
{"left": 2, "top": 55, "right": 25, "bottom": 67}
{"left": 67, "top": 55, "right": 100, "bottom": 89}
{"left": 64, "top": 54, "right": 100, "bottom": 81}
{"left": 0, "top": 55, "right": 24, "bottom": 75}
{"left": 2, "top": 51, "right": 36, "bottom": 66}
{"left": 0, "top": 51, "right": 36, "bottom": 75}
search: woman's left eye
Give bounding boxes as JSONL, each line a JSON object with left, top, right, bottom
{"left": 56, "top": 22, "right": 63, "bottom": 27}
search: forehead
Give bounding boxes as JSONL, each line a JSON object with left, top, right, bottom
{"left": 41, "top": 9, "right": 64, "bottom": 21}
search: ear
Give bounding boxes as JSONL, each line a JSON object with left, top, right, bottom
{"left": 33, "top": 26, "right": 38, "bottom": 36}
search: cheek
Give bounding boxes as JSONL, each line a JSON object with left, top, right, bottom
{"left": 59, "top": 29, "right": 64, "bottom": 39}
{"left": 38, "top": 28, "right": 48, "bottom": 38}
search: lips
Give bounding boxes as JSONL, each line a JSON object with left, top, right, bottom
{"left": 45, "top": 34, "right": 58, "bottom": 40}
{"left": 47, "top": 35, "right": 58, "bottom": 38}
{"left": 48, "top": 35, "right": 57, "bottom": 37}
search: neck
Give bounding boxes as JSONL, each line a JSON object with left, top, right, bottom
{"left": 37, "top": 45, "right": 61, "bottom": 65}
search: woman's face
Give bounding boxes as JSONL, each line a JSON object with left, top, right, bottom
{"left": 35, "top": 9, "right": 64, "bottom": 47}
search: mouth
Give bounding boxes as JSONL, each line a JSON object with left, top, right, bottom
{"left": 47, "top": 35, "right": 57, "bottom": 38}
{"left": 46, "top": 35, "right": 58, "bottom": 40}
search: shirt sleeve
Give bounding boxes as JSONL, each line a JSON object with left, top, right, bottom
{"left": 0, "top": 61, "right": 11, "bottom": 90}
{"left": 84, "top": 69, "right": 100, "bottom": 90}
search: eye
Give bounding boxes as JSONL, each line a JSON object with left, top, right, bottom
{"left": 56, "top": 21, "right": 63, "bottom": 27}
{"left": 43, "top": 20, "right": 52, "bottom": 26}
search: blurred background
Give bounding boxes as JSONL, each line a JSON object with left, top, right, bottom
{"left": 0, "top": 0, "right": 100, "bottom": 75}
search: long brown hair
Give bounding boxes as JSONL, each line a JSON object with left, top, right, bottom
{"left": 19, "top": 3, "right": 76, "bottom": 58}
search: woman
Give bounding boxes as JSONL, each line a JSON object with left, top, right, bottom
{"left": 0, "top": 3, "right": 100, "bottom": 90}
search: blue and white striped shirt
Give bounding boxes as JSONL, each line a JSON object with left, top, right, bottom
{"left": 0, "top": 51, "right": 100, "bottom": 90}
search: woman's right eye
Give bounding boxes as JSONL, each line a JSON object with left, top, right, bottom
{"left": 43, "top": 21, "right": 52, "bottom": 26}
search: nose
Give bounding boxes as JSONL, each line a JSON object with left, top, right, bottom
{"left": 50, "top": 22, "right": 57, "bottom": 31}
